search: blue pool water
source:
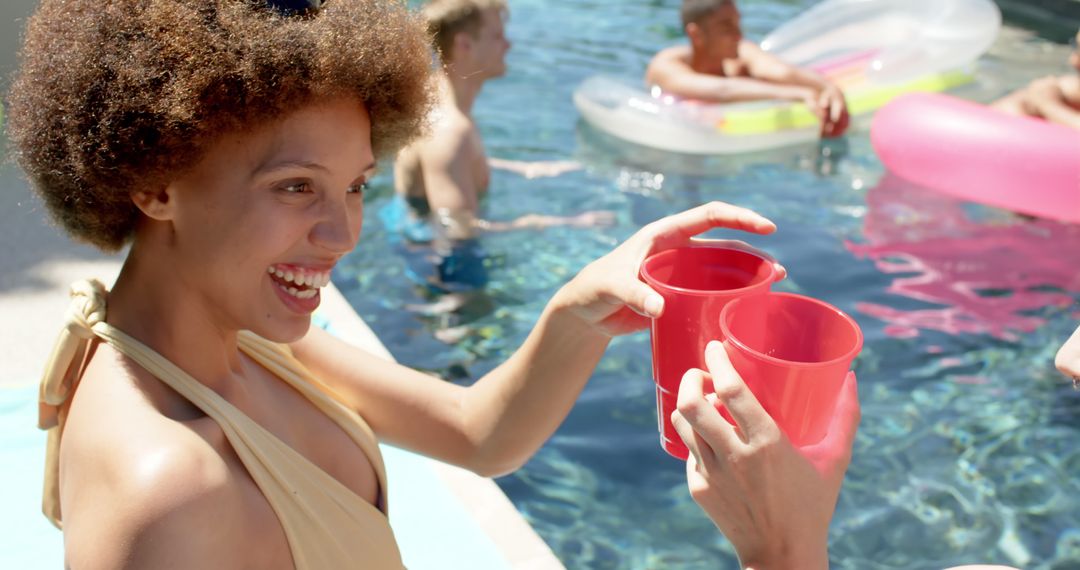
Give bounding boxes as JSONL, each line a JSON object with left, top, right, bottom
{"left": 335, "top": 1, "right": 1080, "bottom": 568}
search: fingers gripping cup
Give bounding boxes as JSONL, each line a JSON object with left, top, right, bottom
{"left": 718, "top": 292, "right": 863, "bottom": 447}
{"left": 640, "top": 246, "right": 776, "bottom": 460}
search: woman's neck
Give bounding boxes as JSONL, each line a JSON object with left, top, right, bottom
{"left": 106, "top": 242, "right": 248, "bottom": 396}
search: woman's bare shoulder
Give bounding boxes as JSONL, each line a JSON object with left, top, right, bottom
{"left": 59, "top": 345, "right": 250, "bottom": 568}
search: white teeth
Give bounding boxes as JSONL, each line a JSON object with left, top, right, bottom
{"left": 268, "top": 266, "right": 331, "bottom": 289}
{"left": 273, "top": 280, "right": 320, "bottom": 300}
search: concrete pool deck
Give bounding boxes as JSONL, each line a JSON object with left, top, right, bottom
{"left": 0, "top": 158, "right": 563, "bottom": 568}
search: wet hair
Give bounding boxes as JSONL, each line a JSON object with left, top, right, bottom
{"left": 6, "top": 0, "right": 434, "bottom": 252}
{"left": 422, "top": 0, "right": 507, "bottom": 63}
{"left": 681, "top": 0, "right": 734, "bottom": 28}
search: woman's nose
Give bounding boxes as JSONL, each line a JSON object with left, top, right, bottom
{"left": 311, "top": 197, "right": 360, "bottom": 254}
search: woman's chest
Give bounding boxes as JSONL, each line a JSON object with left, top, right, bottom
{"left": 224, "top": 364, "right": 382, "bottom": 507}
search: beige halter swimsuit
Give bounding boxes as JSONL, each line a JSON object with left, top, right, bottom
{"left": 38, "top": 280, "right": 405, "bottom": 569}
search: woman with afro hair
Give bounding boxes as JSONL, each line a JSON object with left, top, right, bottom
{"left": 6, "top": 1, "right": 863, "bottom": 568}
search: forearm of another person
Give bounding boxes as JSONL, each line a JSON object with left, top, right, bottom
{"left": 495, "top": 211, "right": 615, "bottom": 231}
{"left": 432, "top": 208, "right": 589, "bottom": 236}
{"left": 488, "top": 157, "right": 582, "bottom": 179}
{"left": 1036, "top": 99, "right": 1080, "bottom": 129}
{"left": 655, "top": 69, "right": 814, "bottom": 103}
{"left": 659, "top": 70, "right": 846, "bottom": 136}
{"left": 740, "top": 41, "right": 831, "bottom": 93}
{"left": 648, "top": 51, "right": 813, "bottom": 103}
{"left": 671, "top": 342, "right": 860, "bottom": 570}
{"left": 740, "top": 42, "right": 848, "bottom": 136}
{"left": 1022, "top": 76, "right": 1080, "bottom": 130}
{"left": 991, "top": 88, "right": 1029, "bottom": 116}
{"left": 433, "top": 207, "right": 614, "bottom": 235}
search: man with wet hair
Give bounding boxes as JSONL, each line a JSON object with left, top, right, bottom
{"left": 646, "top": 0, "right": 850, "bottom": 137}
{"left": 393, "top": 0, "right": 610, "bottom": 324}
{"left": 395, "top": 0, "right": 601, "bottom": 244}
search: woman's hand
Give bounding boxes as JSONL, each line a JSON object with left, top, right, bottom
{"left": 553, "top": 201, "right": 783, "bottom": 337}
{"left": 671, "top": 341, "right": 860, "bottom": 570}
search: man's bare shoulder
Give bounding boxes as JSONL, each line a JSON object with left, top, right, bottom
{"left": 651, "top": 44, "right": 691, "bottom": 64}
{"left": 737, "top": 38, "right": 766, "bottom": 57}
{"left": 429, "top": 105, "right": 474, "bottom": 142}
{"left": 646, "top": 44, "right": 692, "bottom": 83}
{"left": 415, "top": 107, "right": 480, "bottom": 165}
{"left": 60, "top": 351, "right": 249, "bottom": 568}
{"left": 401, "top": 101, "right": 470, "bottom": 146}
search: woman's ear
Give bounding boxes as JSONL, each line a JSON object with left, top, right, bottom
{"left": 130, "top": 186, "right": 175, "bottom": 221}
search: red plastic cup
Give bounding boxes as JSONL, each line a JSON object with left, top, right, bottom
{"left": 640, "top": 246, "right": 776, "bottom": 460}
{"left": 718, "top": 292, "right": 863, "bottom": 446}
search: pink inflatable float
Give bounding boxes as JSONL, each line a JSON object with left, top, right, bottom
{"left": 871, "top": 92, "right": 1080, "bottom": 224}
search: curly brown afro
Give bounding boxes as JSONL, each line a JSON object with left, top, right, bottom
{"left": 6, "top": 0, "right": 435, "bottom": 251}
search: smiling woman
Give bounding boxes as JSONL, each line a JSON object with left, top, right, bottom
{"left": 4, "top": 1, "right": 811, "bottom": 569}
{"left": 7, "top": 1, "right": 434, "bottom": 568}
{"left": 7, "top": 0, "right": 430, "bottom": 252}
{"left": 126, "top": 97, "right": 377, "bottom": 342}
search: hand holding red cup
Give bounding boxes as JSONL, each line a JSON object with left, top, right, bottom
{"left": 641, "top": 245, "right": 862, "bottom": 458}
{"left": 640, "top": 244, "right": 779, "bottom": 459}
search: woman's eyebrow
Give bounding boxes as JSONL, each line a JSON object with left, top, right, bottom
{"left": 254, "top": 158, "right": 332, "bottom": 175}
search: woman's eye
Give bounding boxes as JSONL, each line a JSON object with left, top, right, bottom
{"left": 281, "top": 182, "right": 311, "bottom": 194}
{"left": 348, "top": 182, "right": 368, "bottom": 195}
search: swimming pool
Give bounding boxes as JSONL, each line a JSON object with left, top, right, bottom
{"left": 336, "top": 1, "right": 1080, "bottom": 567}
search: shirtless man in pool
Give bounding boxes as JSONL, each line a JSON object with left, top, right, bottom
{"left": 395, "top": 0, "right": 606, "bottom": 243}
{"left": 992, "top": 27, "right": 1080, "bottom": 131}
{"left": 394, "top": 0, "right": 611, "bottom": 325}
{"left": 645, "top": 0, "right": 850, "bottom": 137}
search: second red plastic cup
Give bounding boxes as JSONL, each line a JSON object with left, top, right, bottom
{"left": 718, "top": 292, "right": 863, "bottom": 447}
{"left": 640, "top": 246, "right": 776, "bottom": 460}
